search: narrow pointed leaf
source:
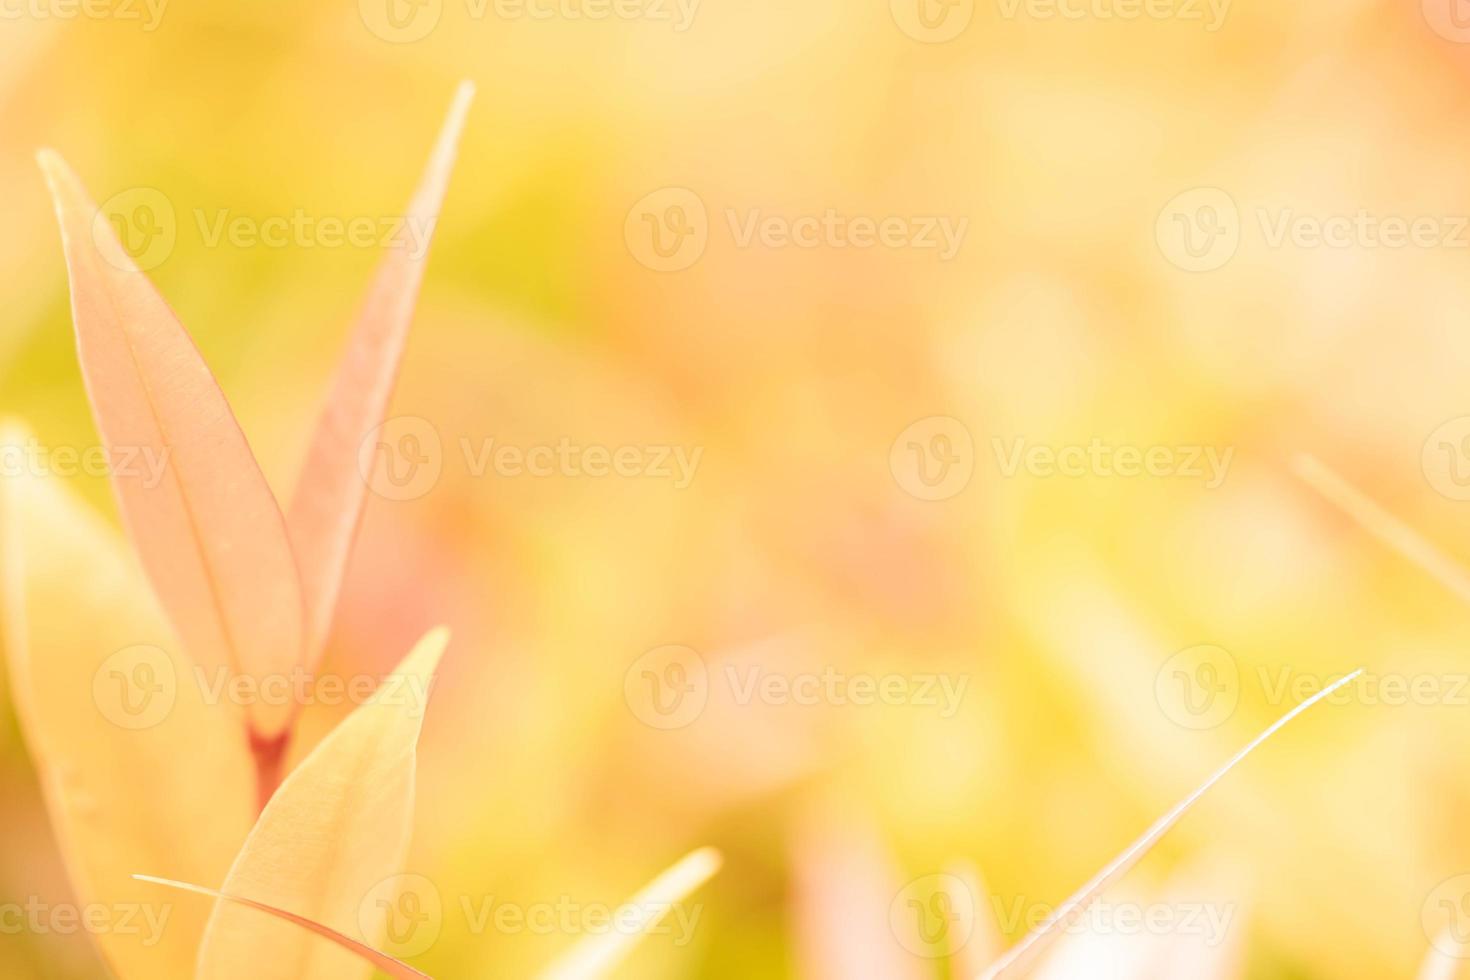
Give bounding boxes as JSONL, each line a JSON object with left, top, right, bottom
{"left": 978, "top": 669, "right": 1362, "bottom": 980}
{"left": 539, "top": 847, "right": 723, "bottom": 980}
{"left": 195, "top": 627, "right": 448, "bottom": 980}
{"left": 135, "top": 876, "right": 430, "bottom": 980}
{"left": 288, "top": 81, "right": 474, "bottom": 666}
{"left": 0, "top": 421, "right": 255, "bottom": 979}
{"left": 37, "top": 151, "right": 306, "bottom": 736}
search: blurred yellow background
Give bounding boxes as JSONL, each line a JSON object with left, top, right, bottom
{"left": 4, "top": 0, "right": 1470, "bottom": 976}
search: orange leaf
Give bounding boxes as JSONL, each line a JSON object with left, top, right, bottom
{"left": 37, "top": 151, "right": 306, "bottom": 738}
{"left": 288, "top": 81, "right": 474, "bottom": 666}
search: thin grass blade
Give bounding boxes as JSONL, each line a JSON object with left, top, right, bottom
{"left": 978, "top": 668, "right": 1362, "bottom": 980}
{"left": 538, "top": 847, "right": 723, "bottom": 980}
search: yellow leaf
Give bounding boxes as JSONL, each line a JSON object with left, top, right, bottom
{"left": 288, "top": 81, "right": 473, "bottom": 667}
{"left": 539, "top": 847, "right": 723, "bottom": 980}
{"left": 195, "top": 627, "right": 448, "bottom": 980}
{"left": 0, "top": 421, "right": 255, "bottom": 980}
{"left": 37, "top": 150, "right": 307, "bottom": 738}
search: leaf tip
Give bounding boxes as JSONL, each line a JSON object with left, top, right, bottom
{"left": 35, "top": 146, "right": 63, "bottom": 178}
{"left": 684, "top": 846, "right": 724, "bottom": 878}
{"left": 34, "top": 147, "right": 80, "bottom": 205}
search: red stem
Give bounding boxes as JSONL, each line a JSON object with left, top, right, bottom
{"left": 249, "top": 729, "right": 291, "bottom": 814}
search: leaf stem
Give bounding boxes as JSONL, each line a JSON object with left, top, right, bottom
{"left": 249, "top": 729, "right": 290, "bottom": 814}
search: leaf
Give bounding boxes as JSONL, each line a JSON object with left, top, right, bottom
{"left": 0, "top": 420, "right": 255, "bottom": 980}
{"left": 539, "top": 847, "right": 723, "bottom": 980}
{"left": 195, "top": 627, "right": 449, "bottom": 980}
{"left": 1026, "top": 859, "right": 1246, "bottom": 980}
{"left": 287, "top": 81, "right": 474, "bottom": 667}
{"left": 37, "top": 151, "right": 306, "bottom": 738}
{"left": 1418, "top": 931, "right": 1466, "bottom": 980}
{"left": 978, "top": 669, "right": 1362, "bottom": 980}
{"left": 1293, "top": 454, "right": 1470, "bottom": 604}
{"left": 134, "top": 876, "right": 430, "bottom": 980}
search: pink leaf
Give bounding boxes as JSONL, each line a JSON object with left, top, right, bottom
{"left": 38, "top": 150, "right": 306, "bottom": 738}
{"left": 288, "top": 81, "right": 474, "bottom": 666}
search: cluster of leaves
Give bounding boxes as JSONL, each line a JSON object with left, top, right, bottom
{"left": 0, "top": 82, "right": 1427, "bottom": 980}
{"left": 3, "top": 83, "right": 720, "bottom": 980}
